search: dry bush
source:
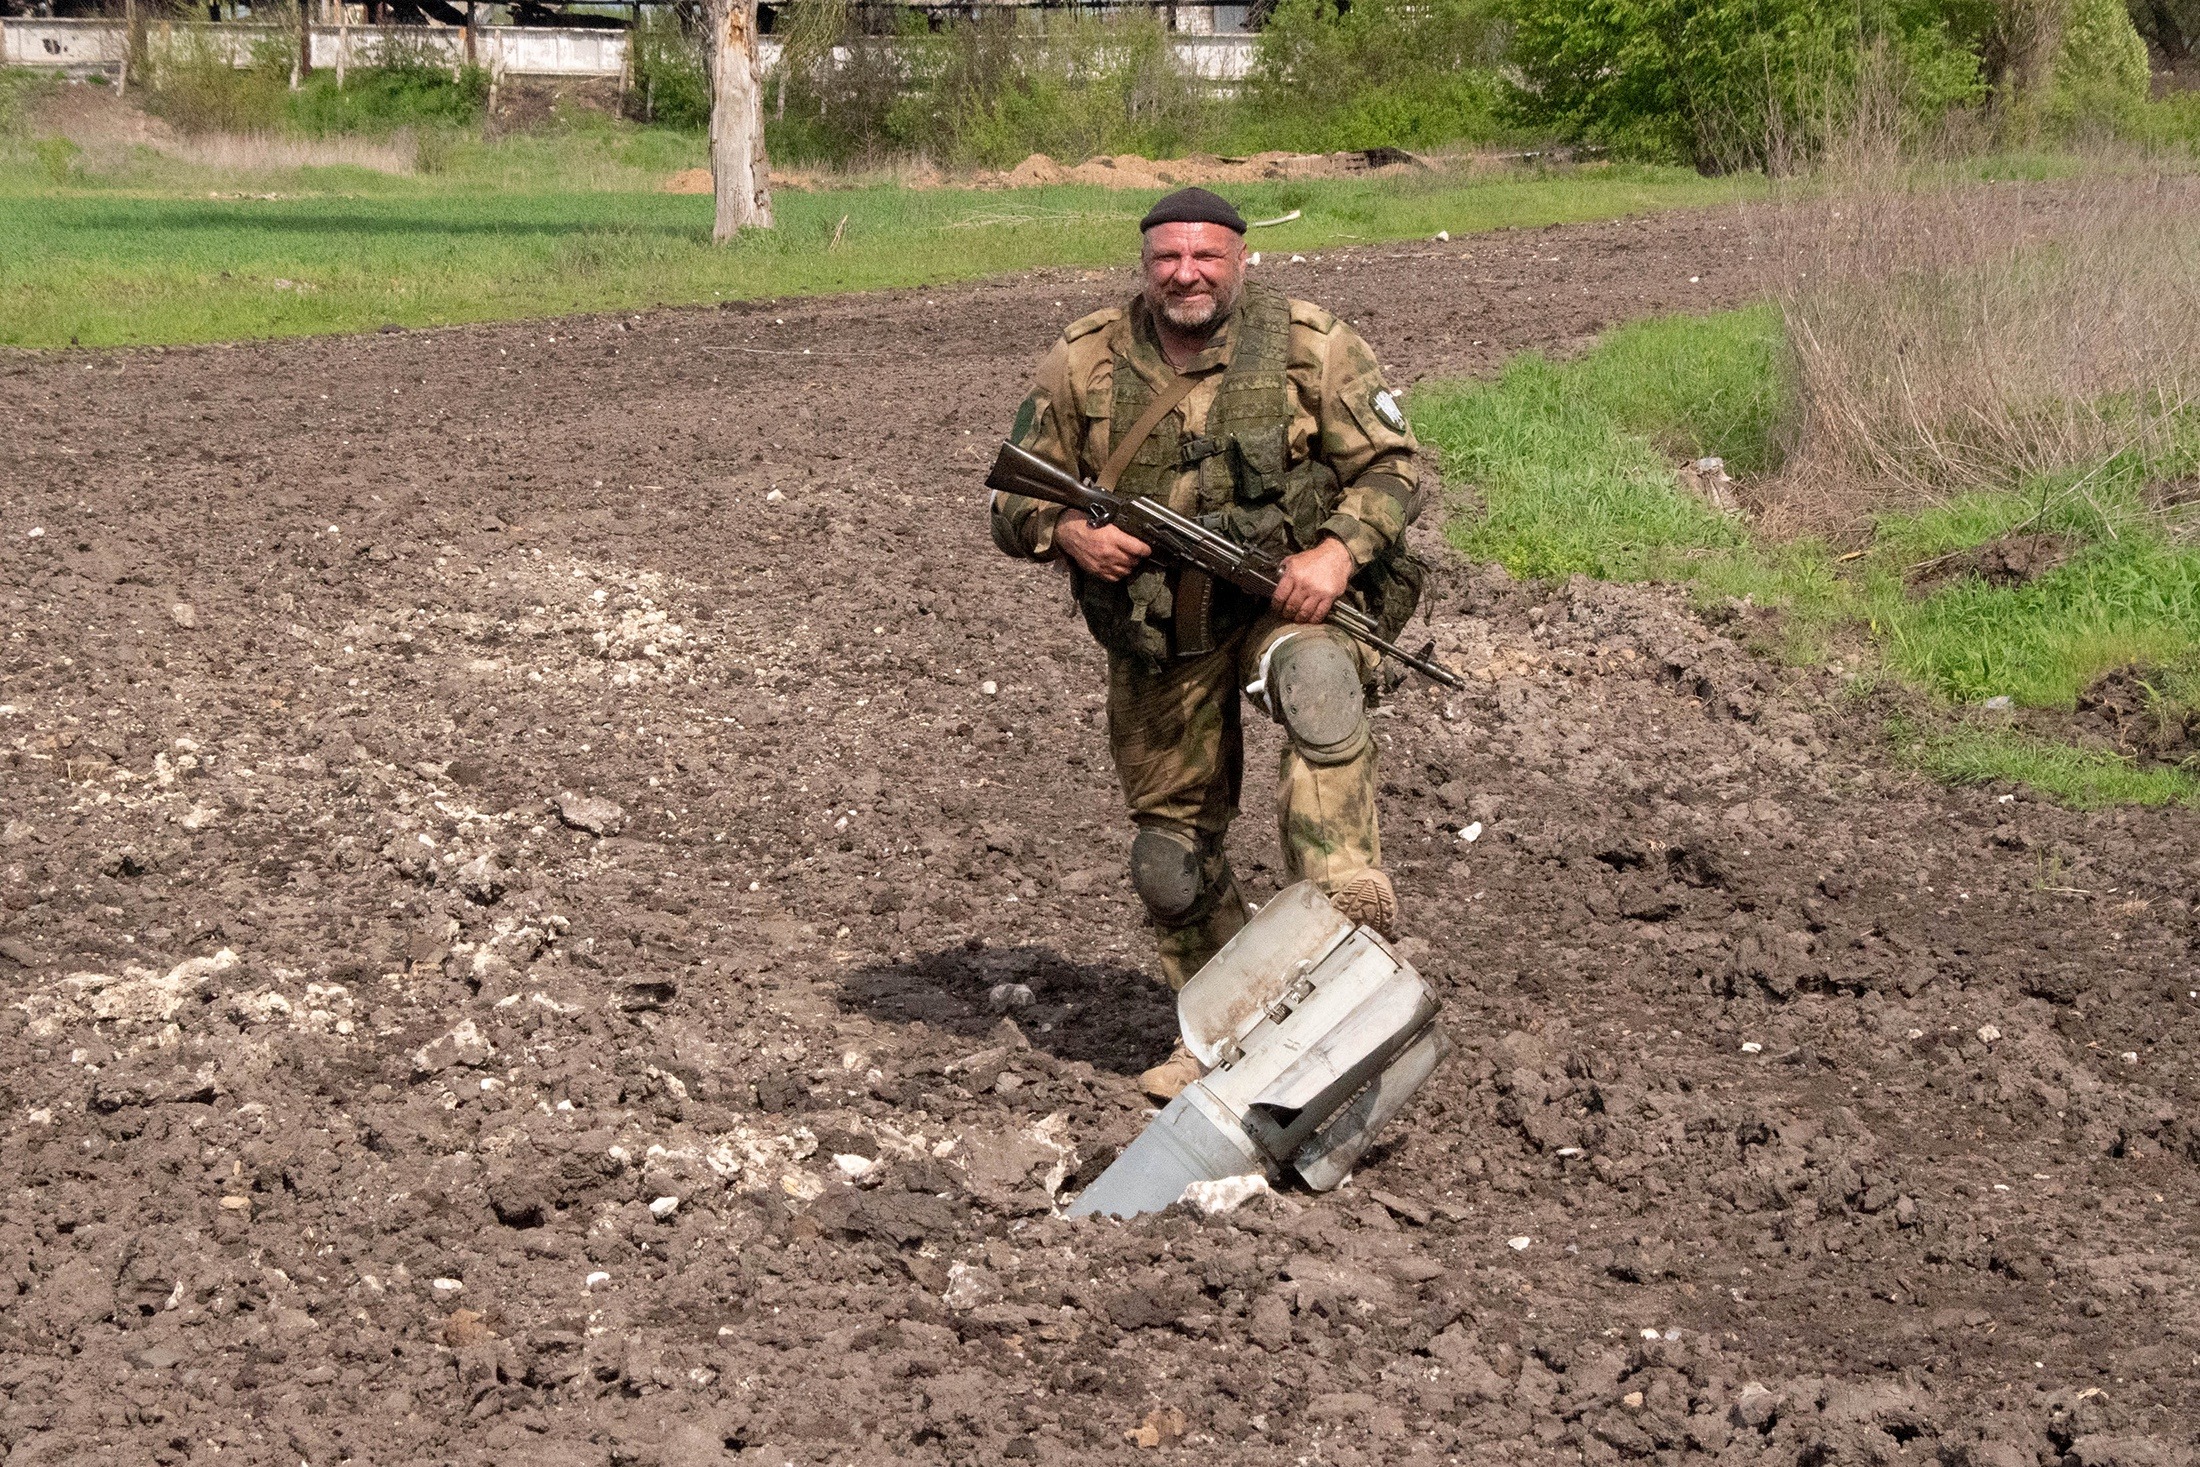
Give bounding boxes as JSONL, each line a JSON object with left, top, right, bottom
{"left": 1757, "top": 110, "right": 2200, "bottom": 532}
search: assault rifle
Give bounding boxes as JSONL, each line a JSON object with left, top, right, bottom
{"left": 986, "top": 441, "right": 1465, "bottom": 691}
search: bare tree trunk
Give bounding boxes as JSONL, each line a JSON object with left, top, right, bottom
{"left": 2142, "top": 0, "right": 2192, "bottom": 63}
{"left": 709, "top": 0, "right": 774, "bottom": 241}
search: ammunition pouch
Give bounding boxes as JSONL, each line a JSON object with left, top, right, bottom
{"left": 1355, "top": 542, "right": 1427, "bottom": 645}
{"left": 1074, "top": 563, "right": 1174, "bottom": 665}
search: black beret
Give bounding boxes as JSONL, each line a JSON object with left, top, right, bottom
{"left": 1139, "top": 186, "right": 1247, "bottom": 235}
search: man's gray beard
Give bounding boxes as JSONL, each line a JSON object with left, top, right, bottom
{"left": 1152, "top": 281, "right": 1240, "bottom": 333}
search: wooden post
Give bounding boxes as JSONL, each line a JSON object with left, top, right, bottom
{"left": 709, "top": 0, "right": 773, "bottom": 240}
{"left": 119, "top": 0, "right": 135, "bottom": 96}
{"left": 336, "top": 0, "right": 348, "bottom": 89}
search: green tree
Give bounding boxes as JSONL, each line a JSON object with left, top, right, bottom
{"left": 2050, "top": 0, "right": 2153, "bottom": 123}
{"left": 1497, "top": 0, "right": 1989, "bottom": 169}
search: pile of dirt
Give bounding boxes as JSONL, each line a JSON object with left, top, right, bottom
{"left": 28, "top": 82, "right": 178, "bottom": 155}
{"left": 484, "top": 75, "right": 625, "bottom": 134}
{"left": 2073, "top": 664, "right": 2198, "bottom": 761}
{"left": 1907, "top": 530, "right": 2076, "bottom": 597}
{"left": 662, "top": 165, "right": 827, "bottom": 195}
{"left": 666, "top": 148, "right": 1433, "bottom": 196}
{"left": 977, "top": 146, "right": 1432, "bottom": 191}
{"left": 3, "top": 211, "right": 2196, "bottom": 1464}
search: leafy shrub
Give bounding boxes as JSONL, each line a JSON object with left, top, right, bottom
{"left": 1497, "top": 0, "right": 1988, "bottom": 169}
{"left": 1232, "top": 0, "right": 1508, "bottom": 152}
{"left": 145, "top": 23, "right": 291, "bottom": 133}
{"left": 770, "top": 6, "right": 1207, "bottom": 168}
{"left": 2128, "top": 89, "right": 2200, "bottom": 150}
{"left": 769, "top": 0, "right": 936, "bottom": 165}
{"left": 2047, "top": 0, "right": 2152, "bottom": 129}
{"left": 938, "top": 11, "right": 1207, "bottom": 166}
{"left": 140, "top": 16, "right": 482, "bottom": 139}
{"left": 289, "top": 50, "right": 486, "bottom": 135}
{"left": 629, "top": 7, "right": 710, "bottom": 129}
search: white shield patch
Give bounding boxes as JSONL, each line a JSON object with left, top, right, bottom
{"left": 1372, "top": 389, "right": 1407, "bottom": 434}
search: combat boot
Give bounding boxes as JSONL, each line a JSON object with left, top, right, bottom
{"left": 1138, "top": 1043, "right": 1206, "bottom": 1102}
{"left": 1330, "top": 868, "right": 1399, "bottom": 940}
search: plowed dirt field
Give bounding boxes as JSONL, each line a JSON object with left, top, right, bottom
{"left": 2, "top": 208, "right": 2196, "bottom": 1467}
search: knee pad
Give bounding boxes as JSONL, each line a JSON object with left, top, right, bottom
{"left": 1268, "top": 634, "right": 1369, "bottom": 766}
{"left": 1130, "top": 825, "right": 1205, "bottom": 922}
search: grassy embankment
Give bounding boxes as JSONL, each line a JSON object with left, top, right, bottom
{"left": 0, "top": 114, "right": 1753, "bottom": 349}
{"left": 1414, "top": 305, "right": 2200, "bottom": 809}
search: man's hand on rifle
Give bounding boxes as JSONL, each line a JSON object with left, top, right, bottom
{"left": 1056, "top": 514, "right": 1153, "bottom": 582}
{"left": 1273, "top": 536, "right": 1355, "bottom": 624}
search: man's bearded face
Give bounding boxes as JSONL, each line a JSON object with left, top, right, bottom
{"left": 1141, "top": 221, "right": 1246, "bottom": 335}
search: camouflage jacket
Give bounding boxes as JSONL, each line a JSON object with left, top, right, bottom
{"left": 990, "top": 288, "right": 1421, "bottom": 575}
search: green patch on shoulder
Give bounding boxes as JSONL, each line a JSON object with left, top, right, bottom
{"left": 1010, "top": 394, "right": 1042, "bottom": 448}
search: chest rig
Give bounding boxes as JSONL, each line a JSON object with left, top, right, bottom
{"left": 1077, "top": 283, "right": 1342, "bottom": 665}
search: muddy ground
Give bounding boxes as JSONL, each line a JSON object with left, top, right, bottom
{"left": 2, "top": 208, "right": 2196, "bottom": 1467}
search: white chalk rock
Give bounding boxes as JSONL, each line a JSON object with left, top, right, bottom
{"left": 1177, "top": 1174, "right": 1272, "bottom": 1215}
{"left": 411, "top": 1017, "right": 493, "bottom": 1077}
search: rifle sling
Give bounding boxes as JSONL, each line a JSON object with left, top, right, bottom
{"left": 1095, "top": 370, "right": 1217, "bottom": 659}
{"left": 1096, "top": 370, "right": 1202, "bottom": 492}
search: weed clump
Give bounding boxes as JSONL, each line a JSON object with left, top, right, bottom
{"left": 1766, "top": 142, "right": 2200, "bottom": 529}
{"left": 35, "top": 136, "right": 84, "bottom": 184}
{"left": 144, "top": 22, "right": 295, "bottom": 135}
{"left": 136, "top": 17, "right": 487, "bottom": 144}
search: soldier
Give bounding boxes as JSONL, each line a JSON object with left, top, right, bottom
{"left": 991, "top": 187, "right": 1424, "bottom": 1100}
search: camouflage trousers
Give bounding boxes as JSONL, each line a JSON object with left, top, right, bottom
{"left": 1108, "top": 611, "right": 1380, "bottom": 991}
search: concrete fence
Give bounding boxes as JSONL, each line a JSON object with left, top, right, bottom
{"left": 0, "top": 15, "right": 1253, "bottom": 81}
{"left": 1, "top": 17, "right": 631, "bottom": 78}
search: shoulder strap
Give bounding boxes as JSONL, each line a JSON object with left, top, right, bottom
{"left": 1098, "top": 371, "right": 1202, "bottom": 491}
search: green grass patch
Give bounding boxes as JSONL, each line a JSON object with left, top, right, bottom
{"left": 0, "top": 146, "right": 1752, "bottom": 348}
{"left": 1899, "top": 723, "right": 2200, "bottom": 809}
{"left": 1409, "top": 306, "right": 1782, "bottom": 581}
{"left": 2129, "top": 91, "right": 2200, "bottom": 155}
{"left": 1873, "top": 521, "right": 2200, "bottom": 708}
{"left": 1414, "top": 306, "right": 2200, "bottom": 806}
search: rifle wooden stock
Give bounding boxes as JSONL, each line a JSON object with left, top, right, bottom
{"left": 987, "top": 442, "right": 1464, "bottom": 691}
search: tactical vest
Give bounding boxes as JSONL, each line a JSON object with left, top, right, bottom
{"left": 1079, "top": 283, "right": 1343, "bottom": 664}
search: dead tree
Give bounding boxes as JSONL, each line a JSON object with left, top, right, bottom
{"left": 709, "top": 0, "right": 774, "bottom": 240}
